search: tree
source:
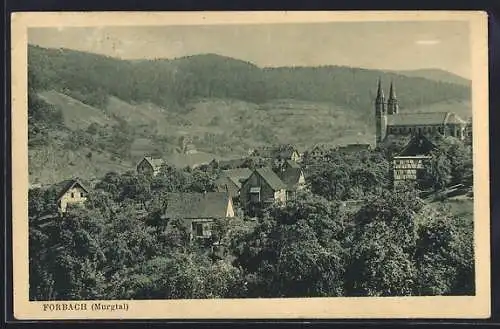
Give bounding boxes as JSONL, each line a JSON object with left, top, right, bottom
{"left": 28, "top": 188, "right": 59, "bottom": 218}
{"left": 345, "top": 185, "right": 423, "bottom": 296}
{"left": 232, "top": 192, "right": 347, "bottom": 298}
{"left": 100, "top": 205, "right": 159, "bottom": 289}
{"left": 34, "top": 207, "right": 108, "bottom": 300}
{"left": 306, "top": 149, "right": 390, "bottom": 201}
{"left": 111, "top": 253, "right": 245, "bottom": 299}
{"left": 435, "top": 136, "right": 473, "bottom": 186}
{"left": 94, "top": 171, "right": 122, "bottom": 199}
{"left": 414, "top": 203, "right": 475, "bottom": 295}
{"left": 424, "top": 149, "right": 452, "bottom": 192}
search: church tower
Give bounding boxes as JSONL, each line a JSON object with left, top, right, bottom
{"left": 375, "top": 78, "right": 387, "bottom": 147}
{"left": 387, "top": 81, "right": 399, "bottom": 115}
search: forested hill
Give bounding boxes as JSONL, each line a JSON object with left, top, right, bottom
{"left": 27, "top": 45, "right": 472, "bottom": 184}
{"left": 394, "top": 68, "right": 471, "bottom": 87}
{"left": 28, "top": 45, "right": 471, "bottom": 113}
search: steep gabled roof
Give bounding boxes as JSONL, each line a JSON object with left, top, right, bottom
{"left": 308, "top": 143, "right": 335, "bottom": 154}
{"left": 278, "top": 167, "right": 304, "bottom": 190}
{"left": 54, "top": 178, "right": 89, "bottom": 201}
{"left": 164, "top": 192, "right": 231, "bottom": 219}
{"left": 218, "top": 168, "right": 253, "bottom": 188}
{"left": 254, "top": 167, "right": 287, "bottom": 191}
{"left": 138, "top": 156, "right": 164, "bottom": 170}
{"left": 397, "top": 134, "right": 437, "bottom": 156}
{"left": 387, "top": 112, "right": 450, "bottom": 126}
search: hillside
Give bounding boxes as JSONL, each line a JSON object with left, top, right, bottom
{"left": 27, "top": 45, "right": 472, "bottom": 184}
{"left": 28, "top": 45, "right": 471, "bottom": 113}
{"left": 395, "top": 68, "right": 471, "bottom": 87}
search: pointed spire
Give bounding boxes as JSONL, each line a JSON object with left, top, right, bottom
{"left": 388, "top": 80, "right": 397, "bottom": 100}
{"left": 387, "top": 80, "right": 399, "bottom": 114}
{"left": 376, "top": 77, "right": 385, "bottom": 101}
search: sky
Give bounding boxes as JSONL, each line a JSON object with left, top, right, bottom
{"left": 28, "top": 21, "right": 471, "bottom": 79}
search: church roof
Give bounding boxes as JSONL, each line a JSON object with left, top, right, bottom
{"left": 445, "top": 112, "right": 467, "bottom": 125}
{"left": 387, "top": 112, "right": 466, "bottom": 126}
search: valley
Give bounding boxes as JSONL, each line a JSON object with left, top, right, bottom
{"left": 28, "top": 45, "right": 472, "bottom": 184}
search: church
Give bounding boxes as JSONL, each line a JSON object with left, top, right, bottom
{"left": 374, "top": 79, "right": 468, "bottom": 147}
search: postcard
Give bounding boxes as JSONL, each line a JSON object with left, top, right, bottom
{"left": 11, "top": 11, "right": 490, "bottom": 319}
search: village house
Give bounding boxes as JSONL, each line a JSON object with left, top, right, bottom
{"left": 306, "top": 144, "right": 333, "bottom": 161}
{"left": 53, "top": 178, "right": 89, "bottom": 213}
{"left": 214, "top": 168, "right": 253, "bottom": 202}
{"left": 207, "top": 157, "right": 249, "bottom": 171}
{"left": 240, "top": 167, "right": 287, "bottom": 216}
{"left": 163, "top": 192, "right": 235, "bottom": 239}
{"left": 276, "top": 160, "right": 307, "bottom": 199}
{"left": 338, "top": 143, "right": 372, "bottom": 153}
{"left": 250, "top": 144, "right": 301, "bottom": 163}
{"left": 392, "top": 134, "right": 436, "bottom": 186}
{"left": 136, "top": 156, "right": 165, "bottom": 177}
{"left": 305, "top": 143, "right": 370, "bottom": 162}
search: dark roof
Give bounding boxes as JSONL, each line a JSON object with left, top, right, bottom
{"left": 397, "top": 134, "right": 437, "bottom": 156}
{"left": 164, "top": 192, "right": 231, "bottom": 219}
{"left": 215, "top": 158, "right": 248, "bottom": 169}
{"left": 338, "top": 144, "right": 371, "bottom": 153}
{"left": 254, "top": 167, "right": 287, "bottom": 191}
{"left": 139, "top": 156, "right": 164, "bottom": 170}
{"left": 308, "top": 144, "right": 336, "bottom": 154}
{"left": 54, "top": 178, "right": 89, "bottom": 201}
{"left": 285, "top": 160, "right": 301, "bottom": 169}
{"left": 218, "top": 168, "right": 253, "bottom": 188}
{"left": 253, "top": 145, "right": 298, "bottom": 159}
{"left": 387, "top": 112, "right": 466, "bottom": 126}
{"left": 278, "top": 167, "right": 304, "bottom": 190}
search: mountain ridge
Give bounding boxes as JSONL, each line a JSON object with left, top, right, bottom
{"left": 27, "top": 44, "right": 472, "bottom": 184}
{"left": 30, "top": 44, "right": 469, "bottom": 83}
{"left": 392, "top": 68, "right": 471, "bottom": 86}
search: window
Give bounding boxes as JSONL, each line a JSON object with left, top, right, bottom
{"left": 202, "top": 223, "right": 212, "bottom": 237}
{"left": 250, "top": 187, "right": 261, "bottom": 202}
{"left": 193, "top": 222, "right": 203, "bottom": 237}
{"left": 71, "top": 192, "right": 74, "bottom": 198}
{"left": 192, "top": 222, "right": 211, "bottom": 238}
